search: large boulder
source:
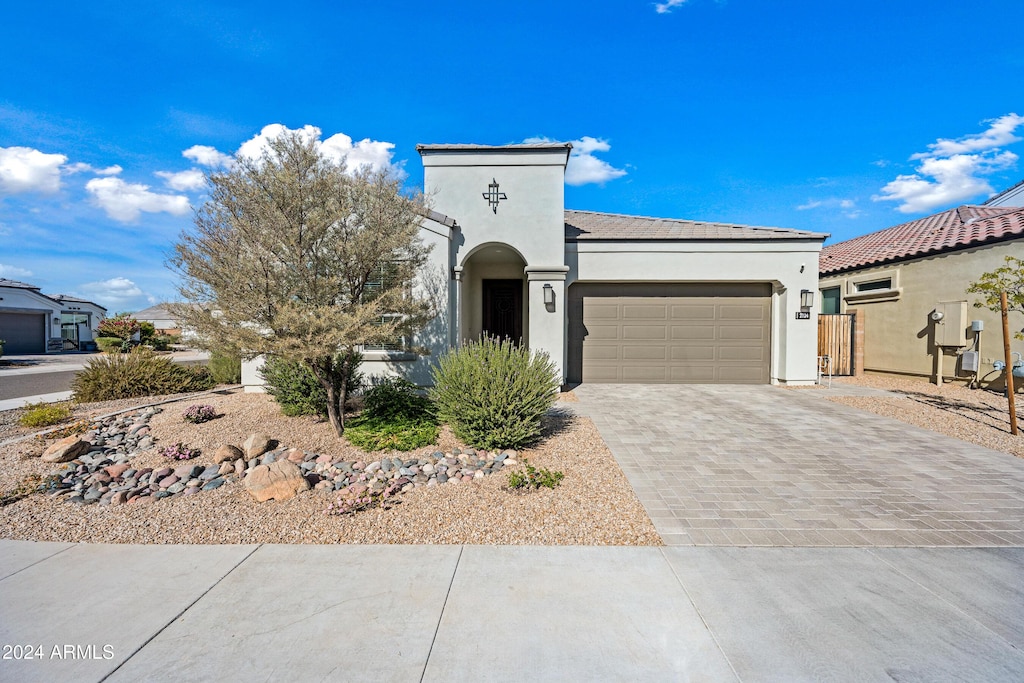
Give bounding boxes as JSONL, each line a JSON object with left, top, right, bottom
{"left": 41, "top": 437, "right": 90, "bottom": 463}
{"left": 243, "top": 459, "right": 309, "bottom": 502}
{"left": 213, "top": 444, "right": 244, "bottom": 464}
{"left": 243, "top": 433, "right": 273, "bottom": 459}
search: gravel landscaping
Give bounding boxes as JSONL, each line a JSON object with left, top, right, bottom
{"left": 825, "top": 374, "right": 1024, "bottom": 459}
{"left": 0, "top": 390, "right": 661, "bottom": 546}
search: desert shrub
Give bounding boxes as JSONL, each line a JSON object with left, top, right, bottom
{"left": 95, "top": 336, "right": 124, "bottom": 353}
{"left": 260, "top": 350, "right": 363, "bottom": 417}
{"left": 507, "top": 458, "right": 564, "bottom": 490}
{"left": 19, "top": 402, "right": 73, "bottom": 428}
{"left": 208, "top": 350, "right": 241, "bottom": 384}
{"left": 160, "top": 442, "right": 200, "bottom": 460}
{"left": 183, "top": 404, "right": 217, "bottom": 424}
{"left": 430, "top": 337, "right": 559, "bottom": 450}
{"left": 70, "top": 347, "right": 215, "bottom": 402}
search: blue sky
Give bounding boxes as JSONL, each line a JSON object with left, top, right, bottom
{"left": 2, "top": 0, "right": 1022, "bottom": 312}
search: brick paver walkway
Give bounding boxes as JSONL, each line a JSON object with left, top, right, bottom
{"left": 573, "top": 384, "right": 1024, "bottom": 547}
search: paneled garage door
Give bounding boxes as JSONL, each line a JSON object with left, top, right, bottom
{"left": 567, "top": 283, "right": 771, "bottom": 384}
{"left": 0, "top": 312, "right": 46, "bottom": 354}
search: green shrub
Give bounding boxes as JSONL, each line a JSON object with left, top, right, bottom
{"left": 138, "top": 321, "right": 156, "bottom": 343}
{"left": 430, "top": 337, "right": 560, "bottom": 450}
{"left": 507, "top": 458, "right": 564, "bottom": 490}
{"left": 149, "top": 335, "right": 174, "bottom": 351}
{"left": 362, "top": 377, "right": 432, "bottom": 421}
{"left": 208, "top": 350, "right": 242, "bottom": 384}
{"left": 70, "top": 347, "right": 215, "bottom": 402}
{"left": 260, "top": 350, "right": 363, "bottom": 417}
{"left": 344, "top": 377, "right": 437, "bottom": 451}
{"left": 18, "top": 402, "right": 73, "bottom": 428}
{"left": 95, "top": 336, "right": 124, "bottom": 353}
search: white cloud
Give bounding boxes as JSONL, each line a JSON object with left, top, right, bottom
{"left": 320, "top": 132, "right": 396, "bottom": 174}
{"left": 85, "top": 177, "right": 191, "bottom": 222}
{"left": 234, "top": 124, "right": 397, "bottom": 175}
{"left": 796, "top": 197, "right": 861, "bottom": 219}
{"left": 655, "top": 0, "right": 687, "bottom": 13}
{"left": 0, "top": 146, "right": 67, "bottom": 194}
{"left": 524, "top": 135, "right": 628, "bottom": 186}
{"left": 0, "top": 263, "right": 34, "bottom": 279}
{"left": 182, "top": 144, "right": 234, "bottom": 168}
{"left": 874, "top": 114, "right": 1024, "bottom": 214}
{"left": 155, "top": 168, "right": 206, "bottom": 192}
{"left": 874, "top": 151, "right": 1017, "bottom": 214}
{"left": 78, "top": 277, "right": 146, "bottom": 308}
{"left": 64, "top": 162, "right": 122, "bottom": 176}
{"left": 911, "top": 113, "right": 1024, "bottom": 160}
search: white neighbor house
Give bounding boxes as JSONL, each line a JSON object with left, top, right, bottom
{"left": 0, "top": 279, "right": 107, "bottom": 353}
{"left": 242, "top": 143, "right": 826, "bottom": 390}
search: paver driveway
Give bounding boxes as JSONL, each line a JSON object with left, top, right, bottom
{"left": 573, "top": 384, "right": 1024, "bottom": 546}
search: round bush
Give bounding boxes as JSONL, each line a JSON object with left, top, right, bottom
{"left": 259, "top": 351, "right": 362, "bottom": 417}
{"left": 430, "top": 337, "right": 560, "bottom": 450}
{"left": 70, "top": 347, "right": 215, "bottom": 402}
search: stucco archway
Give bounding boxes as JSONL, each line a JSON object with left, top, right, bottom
{"left": 457, "top": 242, "right": 529, "bottom": 345}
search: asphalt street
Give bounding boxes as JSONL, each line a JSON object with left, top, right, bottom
{"left": 0, "top": 370, "right": 79, "bottom": 401}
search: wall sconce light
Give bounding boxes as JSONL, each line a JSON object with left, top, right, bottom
{"left": 543, "top": 283, "right": 554, "bottom": 306}
{"left": 53, "top": 316, "right": 61, "bottom": 324}
{"left": 800, "top": 290, "right": 814, "bottom": 309}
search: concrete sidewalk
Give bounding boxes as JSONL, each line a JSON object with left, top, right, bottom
{"left": 1, "top": 541, "right": 1021, "bottom": 682}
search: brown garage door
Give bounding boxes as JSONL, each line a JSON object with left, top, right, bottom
{"left": 567, "top": 283, "right": 771, "bottom": 384}
{"left": 0, "top": 312, "right": 47, "bottom": 354}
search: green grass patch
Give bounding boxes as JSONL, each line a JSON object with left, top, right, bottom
{"left": 345, "top": 416, "right": 438, "bottom": 452}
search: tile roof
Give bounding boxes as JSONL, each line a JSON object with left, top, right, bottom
{"left": 417, "top": 142, "right": 572, "bottom": 152}
{"left": 0, "top": 278, "right": 41, "bottom": 290}
{"left": 564, "top": 209, "right": 827, "bottom": 242}
{"left": 819, "top": 205, "right": 1024, "bottom": 275}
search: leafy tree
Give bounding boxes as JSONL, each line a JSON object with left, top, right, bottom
{"left": 97, "top": 313, "right": 141, "bottom": 340}
{"left": 169, "top": 130, "right": 434, "bottom": 435}
{"left": 967, "top": 255, "right": 1024, "bottom": 339}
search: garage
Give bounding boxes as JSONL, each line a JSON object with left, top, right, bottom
{"left": 0, "top": 312, "right": 47, "bottom": 354}
{"left": 567, "top": 283, "right": 771, "bottom": 384}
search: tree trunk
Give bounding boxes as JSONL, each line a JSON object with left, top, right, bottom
{"left": 309, "top": 357, "right": 345, "bottom": 437}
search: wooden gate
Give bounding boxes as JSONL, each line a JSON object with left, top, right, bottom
{"left": 818, "top": 314, "right": 855, "bottom": 375}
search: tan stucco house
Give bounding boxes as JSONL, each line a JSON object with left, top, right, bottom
{"left": 243, "top": 143, "right": 827, "bottom": 389}
{"left": 0, "top": 279, "right": 107, "bottom": 353}
{"left": 818, "top": 204, "right": 1024, "bottom": 388}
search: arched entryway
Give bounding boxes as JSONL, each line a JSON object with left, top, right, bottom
{"left": 458, "top": 243, "right": 528, "bottom": 345}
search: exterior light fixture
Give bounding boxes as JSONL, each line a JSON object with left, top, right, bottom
{"left": 543, "top": 283, "right": 554, "bottom": 306}
{"left": 800, "top": 290, "right": 814, "bottom": 309}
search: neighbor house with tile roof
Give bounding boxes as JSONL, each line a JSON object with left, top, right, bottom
{"left": 818, "top": 204, "right": 1024, "bottom": 388}
{"left": 243, "top": 143, "right": 827, "bottom": 390}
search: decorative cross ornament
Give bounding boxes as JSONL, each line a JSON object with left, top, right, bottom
{"left": 482, "top": 178, "right": 507, "bottom": 214}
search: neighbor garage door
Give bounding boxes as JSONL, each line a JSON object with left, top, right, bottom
{"left": 0, "top": 312, "right": 47, "bottom": 354}
{"left": 567, "top": 283, "right": 771, "bottom": 384}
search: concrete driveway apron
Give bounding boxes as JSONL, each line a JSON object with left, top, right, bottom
{"left": 573, "top": 384, "right": 1024, "bottom": 547}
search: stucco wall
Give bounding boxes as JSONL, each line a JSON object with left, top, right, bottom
{"left": 818, "top": 241, "right": 1024, "bottom": 387}
{"left": 569, "top": 240, "right": 824, "bottom": 384}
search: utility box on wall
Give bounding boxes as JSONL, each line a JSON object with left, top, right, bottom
{"left": 934, "top": 300, "right": 968, "bottom": 347}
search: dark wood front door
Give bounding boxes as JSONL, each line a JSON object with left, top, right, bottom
{"left": 482, "top": 279, "right": 523, "bottom": 343}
